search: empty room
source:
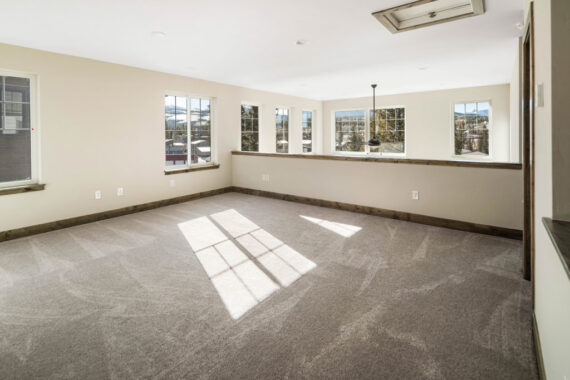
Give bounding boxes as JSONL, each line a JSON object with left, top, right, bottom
{"left": 0, "top": 0, "right": 569, "bottom": 378}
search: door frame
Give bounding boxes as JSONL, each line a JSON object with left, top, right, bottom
{"left": 522, "top": 2, "right": 535, "bottom": 294}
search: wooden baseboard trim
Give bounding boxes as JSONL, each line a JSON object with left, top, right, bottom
{"left": 230, "top": 186, "right": 523, "bottom": 240}
{"left": 532, "top": 312, "right": 546, "bottom": 380}
{"left": 0, "top": 187, "right": 233, "bottom": 242}
{"left": 0, "top": 185, "right": 522, "bottom": 243}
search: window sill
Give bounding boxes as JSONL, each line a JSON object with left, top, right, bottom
{"left": 231, "top": 151, "right": 522, "bottom": 169}
{"left": 451, "top": 154, "right": 493, "bottom": 161}
{"left": 164, "top": 164, "right": 220, "bottom": 175}
{"left": 543, "top": 218, "right": 570, "bottom": 281}
{"left": 0, "top": 183, "right": 45, "bottom": 196}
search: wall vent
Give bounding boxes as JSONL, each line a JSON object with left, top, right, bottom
{"left": 372, "top": 0, "right": 485, "bottom": 33}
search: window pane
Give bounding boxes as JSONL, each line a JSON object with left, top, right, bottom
{"left": 190, "top": 98, "right": 200, "bottom": 112}
{"left": 241, "top": 104, "right": 259, "bottom": 152}
{"left": 190, "top": 97, "right": 211, "bottom": 164}
{"left": 335, "top": 110, "right": 365, "bottom": 152}
{"left": 276, "top": 107, "right": 289, "bottom": 153}
{"left": 5, "top": 103, "right": 30, "bottom": 129}
{"left": 302, "top": 110, "right": 312, "bottom": 153}
{"left": 0, "top": 129, "right": 32, "bottom": 182}
{"left": 165, "top": 95, "right": 189, "bottom": 166}
{"left": 165, "top": 96, "right": 176, "bottom": 131}
{"left": 369, "top": 107, "right": 405, "bottom": 154}
{"left": 396, "top": 108, "right": 405, "bottom": 119}
{"left": 5, "top": 76, "right": 30, "bottom": 103}
{"left": 1, "top": 75, "right": 33, "bottom": 183}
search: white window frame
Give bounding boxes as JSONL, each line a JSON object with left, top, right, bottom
{"left": 331, "top": 106, "right": 406, "bottom": 157}
{"left": 331, "top": 108, "right": 367, "bottom": 156}
{"left": 301, "top": 109, "right": 314, "bottom": 154}
{"left": 0, "top": 69, "right": 40, "bottom": 189}
{"left": 451, "top": 99, "right": 493, "bottom": 161}
{"left": 240, "top": 101, "right": 262, "bottom": 152}
{"left": 164, "top": 91, "right": 217, "bottom": 171}
{"left": 275, "top": 106, "right": 290, "bottom": 154}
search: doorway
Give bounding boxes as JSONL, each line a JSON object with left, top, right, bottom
{"left": 522, "top": 3, "right": 534, "bottom": 291}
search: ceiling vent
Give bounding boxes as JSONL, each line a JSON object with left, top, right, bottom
{"left": 372, "top": 0, "right": 485, "bottom": 33}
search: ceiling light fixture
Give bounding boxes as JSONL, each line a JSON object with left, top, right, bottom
{"left": 372, "top": 0, "right": 486, "bottom": 34}
{"left": 151, "top": 31, "right": 166, "bottom": 38}
{"left": 295, "top": 39, "right": 307, "bottom": 46}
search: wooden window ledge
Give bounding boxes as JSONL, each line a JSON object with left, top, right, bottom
{"left": 543, "top": 218, "right": 570, "bottom": 280}
{"left": 0, "top": 183, "right": 46, "bottom": 196}
{"left": 164, "top": 164, "right": 220, "bottom": 175}
{"left": 231, "top": 151, "right": 522, "bottom": 170}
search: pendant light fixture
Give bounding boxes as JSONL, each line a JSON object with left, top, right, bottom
{"left": 368, "top": 83, "right": 381, "bottom": 147}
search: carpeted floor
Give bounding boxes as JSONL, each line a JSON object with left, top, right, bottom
{"left": 0, "top": 192, "right": 537, "bottom": 379}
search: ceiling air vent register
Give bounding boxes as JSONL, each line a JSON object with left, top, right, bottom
{"left": 372, "top": 0, "right": 485, "bottom": 33}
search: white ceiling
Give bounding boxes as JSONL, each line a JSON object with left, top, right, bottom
{"left": 0, "top": 0, "right": 523, "bottom": 100}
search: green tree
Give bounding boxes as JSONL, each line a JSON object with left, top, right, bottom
{"left": 454, "top": 131, "right": 464, "bottom": 155}
{"left": 480, "top": 128, "right": 489, "bottom": 154}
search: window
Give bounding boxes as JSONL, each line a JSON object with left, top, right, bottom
{"left": 454, "top": 101, "right": 490, "bottom": 157}
{"left": 335, "top": 110, "right": 366, "bottom": 152}
{"left": 241, "top": 104, "right": 259, "bottom": 152}
{"left": 302, "top": 111, "right": 313, "bottom": 153}
{"left": 275, "top": 108, "right": 289, "bottom": 153}
{"left": 165, "top": 95, "right": 212, "bottom": 167}
{"left": 0, "top": 73, "right": 36, "bottom": 186}
{"left": 334, "top": 107, "right": 405, "bottom": 155}
{"left": 369, "top": 107, "right": 405, "bottom": 154}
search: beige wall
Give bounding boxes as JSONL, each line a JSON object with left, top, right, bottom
{"left": 528, "top": 0, "right": 570, "bottom": 379}
{"left": 232, "top": 155, "right": 523, "bottom": 229}
{"left": 551, "top": 0, "right": 570, "bottom": 220}
{"left": 510, "top": 38, "right": 523, "bottom": 163}
{"left": 0, "top": 43, "right": 321, "bottom": 231}
{"left": 322, "top": 84, "right": 514, "bottom": 162}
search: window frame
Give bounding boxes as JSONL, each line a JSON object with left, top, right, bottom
{"left": 0, "top": 69, "right": 40, "bottom": 189}
{"left": 331, "top": 106, "right": 407, "bottom": 157}
{"left": 240, "top": 101, "right": 262, "bottom": 152}
{"left": 301, "top": 109, "right": 314, "bottom": 154}
{"left": 275, "top": 106, "right": 290, "bottom": 154}
{"left": 164, "top": 91, "right": 217, "bottom": 171}
{"left": 451, "top": 99, "right": 493, "bottom": 161}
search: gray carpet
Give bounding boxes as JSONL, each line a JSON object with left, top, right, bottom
{"left": 0, "top": 192, "right": 537, "bottom": 379}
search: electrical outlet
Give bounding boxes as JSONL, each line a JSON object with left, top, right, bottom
{"left": 95, "top": 190, "right": 102, "bottom": 200}
{"left": 117, "top": 187, "right": 124, "bottom": 196}
{"left": 262, "top": 174, "right": 270, "bottom": 182}
{"left": 412, "top": 190, "right": 419, "bottom": 200}
{"left": 169, "top": 179, "right": 176, "bottom": 187}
